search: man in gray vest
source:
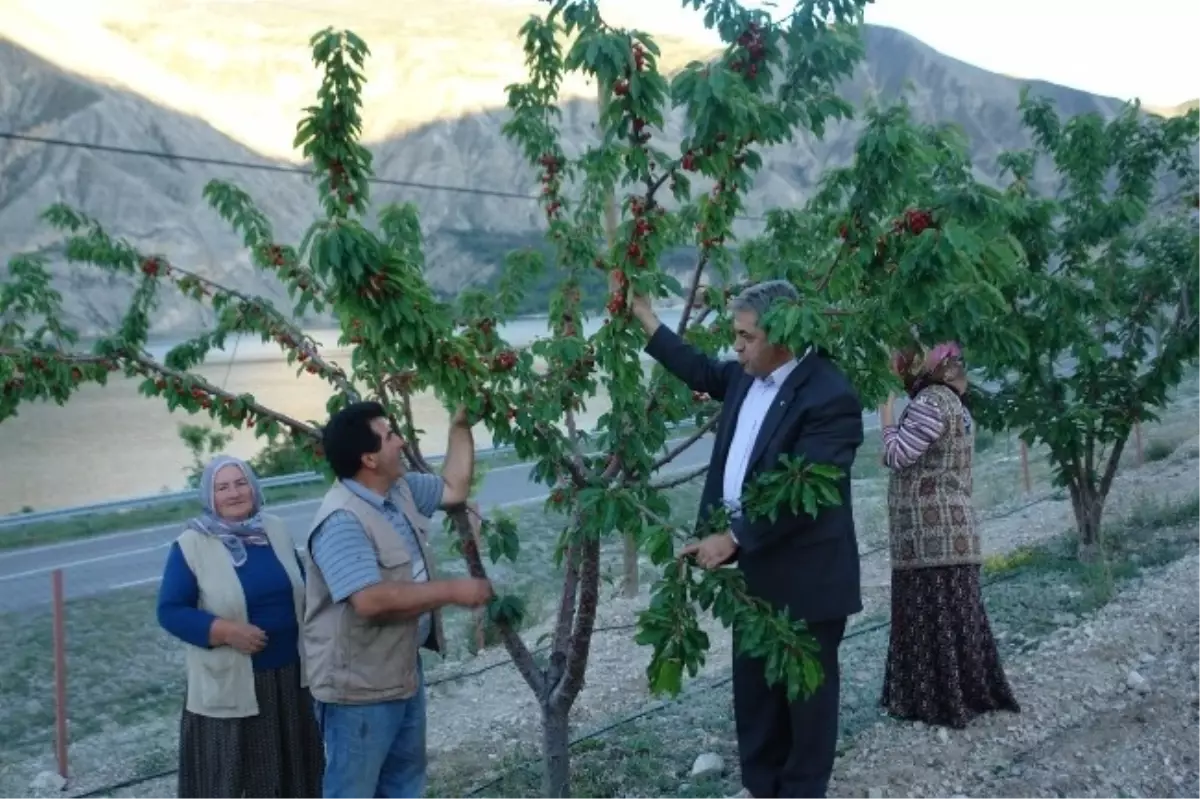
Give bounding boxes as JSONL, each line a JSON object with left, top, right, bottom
{"left": 304, "top": 401, "right": 493, "bottom": 798}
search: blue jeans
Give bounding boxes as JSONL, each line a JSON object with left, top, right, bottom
{"left": 314, "top": 671, "right": 427, "bottom": 798}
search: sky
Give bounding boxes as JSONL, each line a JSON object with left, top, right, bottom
{"left": 579, "top": 0, "right": 1197, "bottom": 108}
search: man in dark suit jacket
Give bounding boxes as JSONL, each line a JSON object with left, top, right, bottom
{"left": 631, "top": 280, "right": 864, "bottom": 799}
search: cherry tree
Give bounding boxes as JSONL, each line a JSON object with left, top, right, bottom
{"left": 1, "top": 3, "right": 1029, "bottom": 794}
{"left": 973, "top": 94, "right": 1199, "bottom": 561}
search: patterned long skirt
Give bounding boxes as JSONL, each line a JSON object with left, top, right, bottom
{"left": 178, "top": 661, "right": 325, "bottom": 798}
{"left": 881, "top": 564, "right": 1021, "bottom": 729}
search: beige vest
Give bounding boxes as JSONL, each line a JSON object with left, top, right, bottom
{"left": 176, "top": 514, "right": 307, "bottom": 718}
{"left": 303, "top": 479, "right": 446, "bottom": 705}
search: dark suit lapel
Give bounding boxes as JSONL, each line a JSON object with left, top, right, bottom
{"left": 745, "top": 353, "right": 821, "bottom": 473}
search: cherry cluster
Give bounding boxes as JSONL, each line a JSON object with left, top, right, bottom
{"left": 731, "top": 22, "right": 767, "bottom": 80}
{"left": 490, "top": 350, "right": 519, "bottom": 373}
{"left": 328, "top": 158, "right": 356, "bottom": 206}
{"left": 140, "top": 257, "right": 167, "bottom": 277}
{"left": 895, "top": 208, "right": 935, "bottom": 235}
{"left": 604, "top": 194, "right": 664, "bottom": 315}
{"left": 257, "top": 244, "right": 316, "bottom": 292}
{"left": 613, "top": 42, "right": 653, "bottom": 145}
{"left": 539, "top": 153, "right": 564, "bottom": 221}
{"left": 2, "top": 353, "right": 120, "bottom": 394}
{"left": 838, "top": 208, "right": 938, "bottom": 259}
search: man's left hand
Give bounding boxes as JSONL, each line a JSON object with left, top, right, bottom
{"left": 679, "top": 532, "right": 737, "bottom": 569}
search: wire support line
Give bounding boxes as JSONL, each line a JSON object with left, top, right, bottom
{"left": 0, "top": 130, "right": 769, "bottom": 223}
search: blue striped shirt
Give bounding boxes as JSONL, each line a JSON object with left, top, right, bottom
{"left": 310, "top": 474, "right": 444, "bottom": 646}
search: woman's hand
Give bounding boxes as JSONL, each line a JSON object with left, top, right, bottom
{"left": 878, "top": 392, "right": 897, "bottom": 428}
{"left": 211, "top": 619, "right": 268, "bottom": 655}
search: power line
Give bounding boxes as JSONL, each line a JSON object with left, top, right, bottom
{"left": 0, "top": 131, "right": 537, "bottom": 201}
{"left": 0, "top": 131, "right": 769, "bottom": 223}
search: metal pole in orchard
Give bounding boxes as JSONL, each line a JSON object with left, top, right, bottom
{"left": 51, "top": 569, "right": 69, "bottom": 783}
{"left": 1020, "top": 439, "right": 1032, "bottom": 494}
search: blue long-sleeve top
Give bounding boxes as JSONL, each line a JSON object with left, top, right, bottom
{"left": 156, "top": 541, "right": 302, "bottom": 671}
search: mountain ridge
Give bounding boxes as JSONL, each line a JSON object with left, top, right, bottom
{"left": 0, "top": 1, "right": 1143, "bottom": 336}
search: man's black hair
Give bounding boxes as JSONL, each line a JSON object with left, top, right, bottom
{"left": 322, "top": 401, "right": 389, "bottom": 480}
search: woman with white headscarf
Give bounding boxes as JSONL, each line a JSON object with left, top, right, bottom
{"left": 156, "top": 454, "right": 323, "bottom": 797}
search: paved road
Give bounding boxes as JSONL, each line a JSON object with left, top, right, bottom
{"left": 0, "top": 407, "right": 881, "bottom": 614}
{"left": 0, "top": 437, "right": 717, "bottom": 613}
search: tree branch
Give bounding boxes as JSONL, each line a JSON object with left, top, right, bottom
{"left": 551, "top": 535, "right": 600, "bottom": 711}
{"left": 675, "top": 252, "right": 711, "bottom": 336}
{"left": 651, "top": 464, "right": 709, "bottom": 490}
{"left": 652, "top": 414, "right": 719, "bottom": 471}
{"left": 3, "top": 344, "right": 320, "bottom": 439}
{"left": 1097, "top": 432, "right": 1129, "bottom": 502}
{"left": 448, "top": 508, "right": 546, "bottom": 697}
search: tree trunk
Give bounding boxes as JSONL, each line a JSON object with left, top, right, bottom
{"left": 1068, "top": 479, "right": 1105, "bottom": 563}
{"left": 542, "top": 537, "right": 602, "bottom": 796}
{"left": 540, "top": 702, "right": 571, "bottom": 797}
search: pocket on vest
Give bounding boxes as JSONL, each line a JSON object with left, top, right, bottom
{"left": 341, "top": 622, "right": 415, "bottom": 692}
{"left": 195, "top": 652, "right": 244, "bottom": 711}
{"left": 377, "top": 543, "right": 413, "bottom": 580}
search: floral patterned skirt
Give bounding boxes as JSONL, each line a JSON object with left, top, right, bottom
{"left": 881, "top": 564, "right": 1021, "bottom": 729}
{"left": 177, "top": 660, "right": 324, "bottom": 798}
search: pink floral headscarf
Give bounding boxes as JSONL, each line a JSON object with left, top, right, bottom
{"left": 891, "top": 341, "right": 965, "bottom": 397}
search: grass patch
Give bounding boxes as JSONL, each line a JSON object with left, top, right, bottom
{"left": 1143, "top": 438, "right": 1177, "bottom": 463}
{"left": 0, "top": 585, "right": 182, "bottom": 757}
{"left": 426, "top": 496, "right": 1200, "bottom": 798}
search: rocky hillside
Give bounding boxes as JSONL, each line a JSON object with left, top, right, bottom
{"left": 0, "top": 0, "right": 1137, "bottom": 336}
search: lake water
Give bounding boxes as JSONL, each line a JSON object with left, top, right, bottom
{"left": 0, "top": 309, "right": 691, "bottom": 515}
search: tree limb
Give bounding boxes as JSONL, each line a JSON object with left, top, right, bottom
{"left": 551, "top": 535, "right": 600, "bottom": 711}
{"left": 651, "top": 464, "right": 709, "bottom": 490}
{"left": 448, "top": 508, "right": 546, "bottom": 697}
{"left": 652, "top": 414, "right": 719, "bottom": 471}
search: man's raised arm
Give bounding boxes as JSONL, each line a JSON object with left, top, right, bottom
{"left": 438, "top": 406, "right": 474, "bottom": 509}
{"left": 630, "top": 293, "right": 741, "bottom": 401}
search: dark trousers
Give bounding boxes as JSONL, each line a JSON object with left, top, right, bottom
{"left": 733, "top": 617, "right": 846, "bottom": 798}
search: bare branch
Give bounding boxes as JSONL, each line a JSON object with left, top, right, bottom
{"left": 675, "top": 252, "right": 711, "bottom": 336}
{"left": 3, "top": 345, "right": 321, "bottom": 439}
{"left": 448, "top": 508, "right": 546, "bottom": 697}
{"left": 546, "top": 538, "right": 581, "bottom": 697}
{"left": 551, "top": 535, "right": 600, "bottom": 711}
{"left": 652, "top": 414, "right": 719, "bottom": 471}
{"left": 651, "top": 464, "right": 709, "bottom": 490}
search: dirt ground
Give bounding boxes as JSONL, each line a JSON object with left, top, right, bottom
{"left": 833, "top": 551, "right": 1199, "bottom": 799}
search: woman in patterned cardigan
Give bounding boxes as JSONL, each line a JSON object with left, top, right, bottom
{"left": 876, "top": 342, "right": 1020, "bottom": 729}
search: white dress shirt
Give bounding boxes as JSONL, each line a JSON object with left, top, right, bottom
{"left": 723, "top": 349, "right": 811, "bottom": 541}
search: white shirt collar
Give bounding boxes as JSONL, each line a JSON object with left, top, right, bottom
{"left": 758, "top": 346, "right": 812, "bottom": 387}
